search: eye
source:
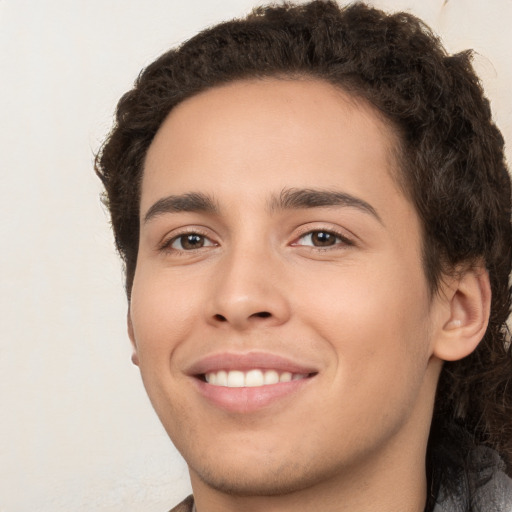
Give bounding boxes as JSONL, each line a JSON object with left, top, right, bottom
{"left": 294, "top": 230, "right": 350, "bottom": 248}
{"left": 169, "top": 233, "right": 216, "bottom": 251}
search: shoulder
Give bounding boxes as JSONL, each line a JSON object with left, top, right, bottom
{"left": 470, "top": 446, "right": 512, "bottom": 511}
{"left": 471, "top": 447, "right": 512, "bottom": 512}
{"left": 168, "top": 495, "right": 194, "bottom": 512}
{"left": 434, "top": 447, "right": 512, "bottom": 512}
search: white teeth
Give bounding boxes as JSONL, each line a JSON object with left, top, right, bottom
{"left": 204, "top": 369, "right": 309, "bottom": 387}
{"left": 216, "top": 370, "right": 227, "bottom": 386}
{"left": 264, "top": 370, "right": 279, "bottom": 385}
{"left": 227, "top": 370, "right": 245, "bottom": 388}
{"left": 245, "top": 369, "right": 264, "bottom": 387}
{"left": 280, "top": 372, "right": 292, "bottom": 382}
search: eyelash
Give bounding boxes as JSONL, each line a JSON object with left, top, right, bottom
{"left": 292, "top": 228, "right": 353, "bottom": 250}
{"left": 160, "top": 229, "right": 217, "bottom": 253}
{"left": 160, "top": 227, "right": 353, "bottom": 255}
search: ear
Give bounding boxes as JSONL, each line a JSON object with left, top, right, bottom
{"left": 127, "top": 310, "right": 140, "bottom": 366}
{"left": 432, "top": 265, "right": 491, "bottom": 362}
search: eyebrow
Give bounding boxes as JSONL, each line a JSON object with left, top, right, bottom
{"left": 269, "top": 187, "right": 382, "bottom": 223}
{"left": 143, "top": 192, "right": 218, "bottom": 223}
{"left": 143, "top": 187, "right": 382, "bottom": 224}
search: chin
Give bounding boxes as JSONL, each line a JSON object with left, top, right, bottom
{"left": 190, "top": 455, "right": 331, "bottom": 497}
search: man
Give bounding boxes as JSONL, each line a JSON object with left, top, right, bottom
{"left": 95, "top": 1, "right": 512, "bottom": 511}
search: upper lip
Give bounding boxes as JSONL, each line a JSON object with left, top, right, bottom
{"left": 186, "top": 351, "right": 319, "bottom": 376}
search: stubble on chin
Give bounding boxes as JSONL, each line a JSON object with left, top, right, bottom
{"left": 189, "top": 456, "right": 334, "bottom": 497}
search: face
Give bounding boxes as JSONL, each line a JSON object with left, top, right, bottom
{"left": 130, "top": 79, "right": 444, "bottom": 496}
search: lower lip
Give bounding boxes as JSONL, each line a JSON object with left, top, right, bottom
{"left": 193, "top": 376, "right": 313, "bottom": 413}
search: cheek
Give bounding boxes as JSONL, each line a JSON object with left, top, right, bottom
{"left": 294, "top": 258, "right": 431, "bottom": 379}
{"left": 129, "top": 267, "right": 201, "bottom": 364}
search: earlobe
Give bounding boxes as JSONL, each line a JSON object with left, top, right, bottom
{"left": 433, "top": 266, "right": 491, "bottom": 362}
{"left": 127, "top": 311, "right": 140, "bottom": 366}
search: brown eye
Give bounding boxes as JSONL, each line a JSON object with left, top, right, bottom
{"left": 170, "top": 233, "right": 214, "bottom": 250}
{"left": 310, "top": 231, "right": 337, "bottom": 246}
{"left": 295, "top": 230, "right": 349, "bottom": 248}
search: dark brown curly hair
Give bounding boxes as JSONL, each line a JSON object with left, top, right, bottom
{"left": 95, "top": 1, "right": 512, "bottom": 508}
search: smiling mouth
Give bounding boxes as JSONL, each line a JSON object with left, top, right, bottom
{"left": 201, "top": 369, "right": 315, "bottom": 387}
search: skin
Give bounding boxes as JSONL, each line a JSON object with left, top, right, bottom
{"left": 128, "top": 79, "right": 490, "bottom": 512}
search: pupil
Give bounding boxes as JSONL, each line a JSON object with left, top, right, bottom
{"left": 182, "top": 234, "right": 204, "bottom": 249}
{"left": 313, "top": 231, "right": 335, "bottom": 246}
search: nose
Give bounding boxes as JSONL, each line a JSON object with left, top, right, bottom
{"left": 205, "top": 246, "right": 291, "bottom": 331}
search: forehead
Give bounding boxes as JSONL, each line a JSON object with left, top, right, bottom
{"left": 142, "top": 78, "right": 405, "bottom": 216}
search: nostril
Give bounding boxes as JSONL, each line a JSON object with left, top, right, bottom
{"left": 212, "top": 311, "right": 272, "bottom": 324}
{"left": 253, "top": 311, "right": 271, "bottom": 318}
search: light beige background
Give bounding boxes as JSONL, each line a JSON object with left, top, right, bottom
{"left": 0, "top": 1, "right": 510, "bottom": 511}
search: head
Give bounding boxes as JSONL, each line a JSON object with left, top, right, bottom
{"left": 96, "top": 0, "right": 512, "bottom": 503}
